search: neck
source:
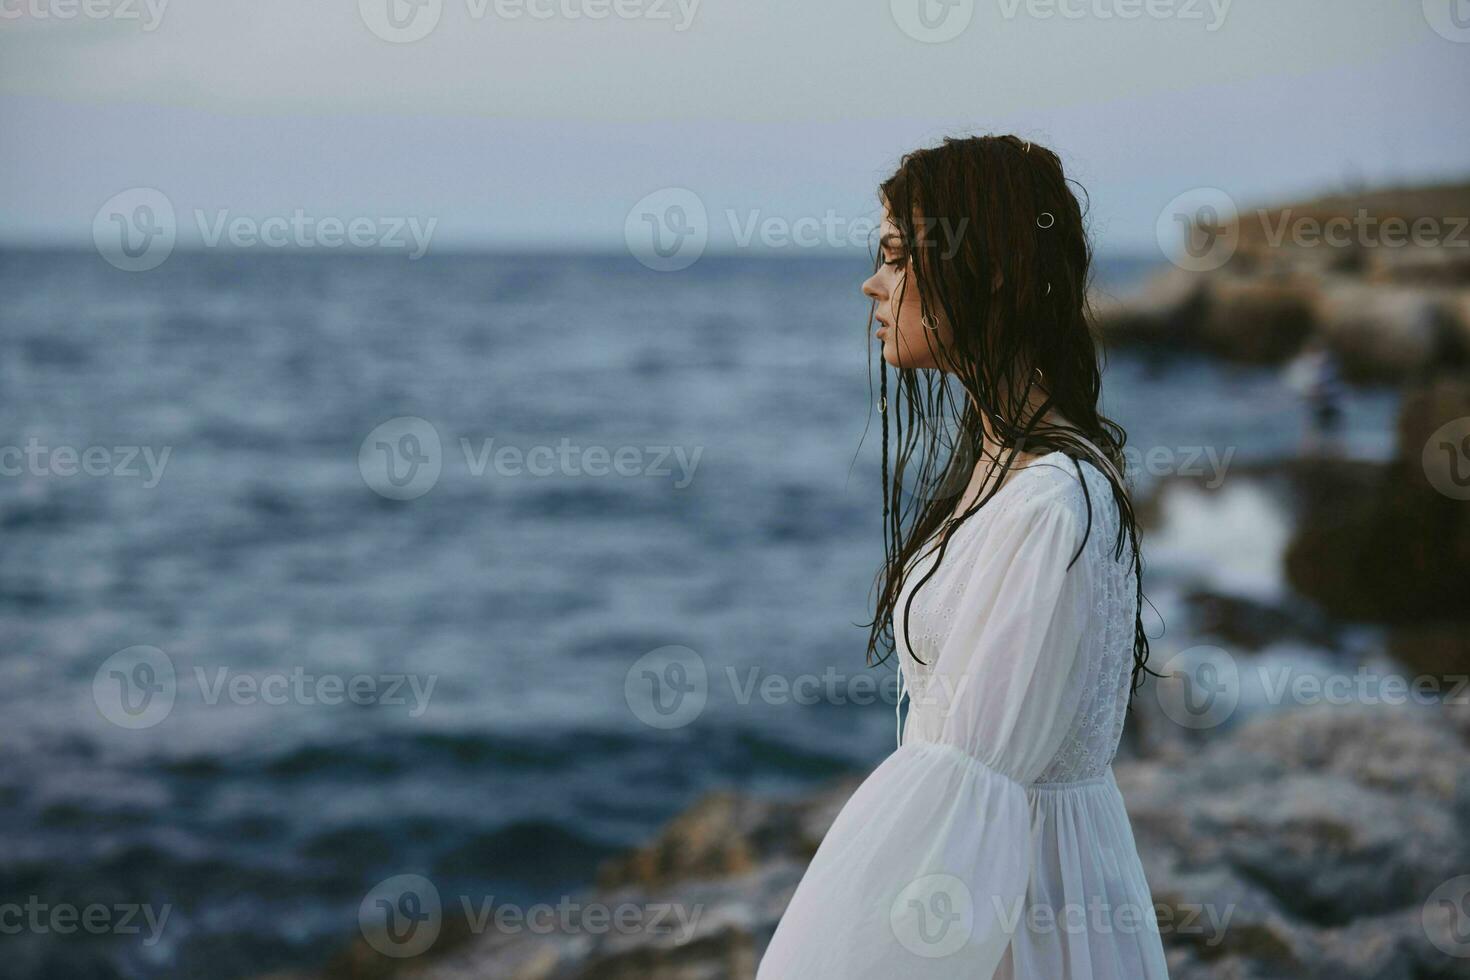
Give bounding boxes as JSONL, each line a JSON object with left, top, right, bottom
{"left": 970, "top": 380, "right": 1066, "bottom": 462}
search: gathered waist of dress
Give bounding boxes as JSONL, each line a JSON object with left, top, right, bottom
{"left": 900, "top": 737, "right": 1118, "bottom": 793}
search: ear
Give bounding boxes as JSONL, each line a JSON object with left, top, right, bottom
{"left": 991, "top": 266, "right": 1004, "bottom": 292}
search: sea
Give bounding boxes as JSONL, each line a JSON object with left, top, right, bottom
{"left": 0, "top": 249, "right": 1403, "bottom": 978}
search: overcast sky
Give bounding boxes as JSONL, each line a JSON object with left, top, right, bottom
{"left": 2, "top": 0, "right": 1467, "bottom": 254}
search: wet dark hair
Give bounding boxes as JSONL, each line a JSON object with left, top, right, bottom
{"left": 863, "top": 134, "right": 1159, "bottom": 700}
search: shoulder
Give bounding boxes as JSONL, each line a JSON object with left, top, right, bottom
{"left": 1004, "top": 452, "right": 1118, "bottom": 548}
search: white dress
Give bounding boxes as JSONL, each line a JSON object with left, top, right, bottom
{"left": 757, "top": 451, "right": 1171, "bottom": 979}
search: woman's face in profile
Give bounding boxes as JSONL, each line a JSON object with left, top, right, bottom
{"left": 862, "top": 208, "right": 952, "bottom": 371}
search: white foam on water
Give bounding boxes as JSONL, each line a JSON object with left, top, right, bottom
{"left": 1145, "top": 478, "right": 1291, "bottom": 602}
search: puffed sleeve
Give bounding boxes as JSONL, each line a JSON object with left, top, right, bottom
{"left": 757, "top": 484, "right": 1095, "bottom": 979}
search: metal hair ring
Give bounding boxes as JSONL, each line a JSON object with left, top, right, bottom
{"left": 1036, "top": 212, "right": 1055, "bottom": 229}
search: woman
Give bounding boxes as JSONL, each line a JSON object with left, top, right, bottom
{"left": 756, "top": 136, "right": 1171, "bottom": 978}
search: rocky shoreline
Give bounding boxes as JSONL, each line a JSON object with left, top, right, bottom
{"left": 271, "top": 696, "right": 1469, "bottom": 980}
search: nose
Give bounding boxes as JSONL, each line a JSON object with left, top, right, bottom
{"left": 862, "top": 270, "right": 885, "bottom": 304}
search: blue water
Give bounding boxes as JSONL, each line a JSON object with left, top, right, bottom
{"left": 0, "top": 250, "right": 1400, "bottom": 978}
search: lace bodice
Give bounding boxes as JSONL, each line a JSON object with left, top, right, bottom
{"left": 894, "top": 451, "right": 1137, "bottom": 785}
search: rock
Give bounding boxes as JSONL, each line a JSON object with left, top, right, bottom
{"left": 1369, "top": 245, "right": 1470, "bottom": 288}
{"left": 1181, "top": 589, "right": 1338, "bottom": 652}
{"left": 1195, "top": 276, "right": 1317, "bottom": 363}
{"left": 1285, "top": 375, "right": 1470, "bottom": 631}
{"left": 1390, "top": 623, "right": 1470, "bottom": 690}
{"left": 1119, "top": 702, "right": 1470, "bottom": 979}
{"left": 1095, "top": 269, "right": 1317, "bottom": 363}
{"left": 1092, "top": 265, "right": 1211, "bottom": 352}
{"left": 1097, "top": 180, "right": 1470, "bottom": 381}
{"left": 596, "top": 792, "right": 760, "bottom": 891}
{"left": 1450, "top": 292, "right": 1470, "bottom": 363}
{"left": 1310, "top": 279, "right": 1466, "bottom": 383}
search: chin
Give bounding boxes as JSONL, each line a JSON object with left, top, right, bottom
{"left": 881, "top": 339, "right": 938, "bottom": 371}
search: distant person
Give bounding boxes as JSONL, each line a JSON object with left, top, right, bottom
{"left": 757, "top": 136, "right": 1169, "bottom": 979}
{"left": 1284, "top": 338, "right": 1344, "bottom": 456}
